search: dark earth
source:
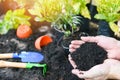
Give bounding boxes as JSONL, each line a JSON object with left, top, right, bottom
{"left": 0, "top": 23, "right": 109, "bottom": 80}
{"left": 71, "top": 42, "right": 107, "bottom": 71}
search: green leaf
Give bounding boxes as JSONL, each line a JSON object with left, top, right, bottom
{"left": 109, "top": 22, "right": 119, "bottom": 33}
{"left": 73, "top": 2, "right": 80, "bottom": 14}
{"left": 81, "top": 7, "right": 91, "bottom": 19}
{"left": 95, "top": 0, "right": 120, "bottom": 23}
{"left": 94, "top": 14, "right": 107, "bottom": 20}
{"left": 0, "top": 8, "right": 31, "bottom": 34}
{"left": 4, "top": 10, "right": 12, "bottom": 21}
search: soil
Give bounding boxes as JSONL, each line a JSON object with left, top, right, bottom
{"left": 0, "top": 24, "right": 108, "bottom": 80}
{"left": 71, "top": 42, "right": 107, "bottom": 71}
{"left": 0, "top": 29, "right": 79, "bottom": 80}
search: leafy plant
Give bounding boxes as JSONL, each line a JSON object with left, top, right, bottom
{"left": 52, "top": 14, "right": 82, "bottom": 37}
{"left": 64, "top": 0, "right": 91, "bottom": 19}
{"left": 52, "top": 0, "right": 89, "bottom": 37}
{"left": 28, "top": 0, "right": 64, "bottom": 22}
{"left": 0, "top": 8, "right": 31, "bottom": 34}
{"left": 28, "top": 0, "right": 89, "bottom": 37}
{"left": 28, "top": 0, "right": 90, "bottom": 22}
{"left": 94, "top": 0, "right": 120, "bottom": 37}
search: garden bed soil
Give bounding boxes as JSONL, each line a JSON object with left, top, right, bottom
{"left": 0, "top": 25, "right": 108, "bottom": 80}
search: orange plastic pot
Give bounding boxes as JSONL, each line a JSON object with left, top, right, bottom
{"left": 35, "top": 35, "right": 53, "bottom": 50}
{"left": 16, "top": 24, "right": 33, "bottom": 39}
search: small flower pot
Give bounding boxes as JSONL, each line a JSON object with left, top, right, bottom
{"left": 35, "top": 35, "right": 53, "bottom": 50}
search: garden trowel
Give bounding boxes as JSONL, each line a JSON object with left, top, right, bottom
{"left": 0, "top": 60, "right": 47, "bottom": 75}
{"left": 0, "top": 51, "right": 44, "bottom": 63}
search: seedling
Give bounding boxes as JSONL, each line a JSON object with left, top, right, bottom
{"left": 52, "top": 15, "right": 82, "bottom": 38}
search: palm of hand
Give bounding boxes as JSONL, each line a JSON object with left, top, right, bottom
{"left": 71, "top": 63, "right": 109, "bottom": 80}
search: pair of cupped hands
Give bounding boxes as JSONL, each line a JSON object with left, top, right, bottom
{"left": 68, "top": 35, "right": 120, "bottom": 80}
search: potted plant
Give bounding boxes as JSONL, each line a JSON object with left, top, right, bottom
{"left": 52, "top": 14, "right": 82, "bottom": 53}
{"left": 51, "top": 0, "right": 91, "bottom": 52}
{"left": 94, "top": 0, "right": 120, "bottom": 37}
{"left": 27, "top": 0, "right": 91, "bottom": 53}
{"left": 26, "top": 0, "right": 64, "bottom": 33}
{"left": 28, "top": 0, "right": 91, "bottom": 32}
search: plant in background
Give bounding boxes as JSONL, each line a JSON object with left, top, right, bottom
{"left": 0, "top": 8, "right": 31, "bottom": 34}
{"left": 94, "top": 0, "right": 120, "bottom": 37}
{"left": 28, "top": 0, "right": 91, "bottom": 22}
{"left": 52, "top": 14, "right": 82, "bottom": 37}
{"left": 66, "top": 0, "right": 91, "bottom": 19}
{"left": 51, "top": 0, "right": 90, "bottom": 37}
{"left": 28, "top": 0, "right": 64, "bottom": 22}
{"left": 28, "top": 0, "right": 90, "bottom": 37}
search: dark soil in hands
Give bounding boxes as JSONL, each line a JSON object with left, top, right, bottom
{"left": 71, "top": 42, "right": 108, "bottom": 71}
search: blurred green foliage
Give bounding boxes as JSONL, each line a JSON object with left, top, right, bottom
{"left": 0, "top": 8, "right": 30, "bottom": 34}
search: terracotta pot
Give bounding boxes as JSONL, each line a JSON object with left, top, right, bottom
{"left": 35, "top": 35, "right": 53, "bottom": 50}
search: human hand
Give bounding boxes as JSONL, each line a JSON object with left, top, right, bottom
{"left": 71, "top": 59, "right": 120, "bottom": 80}
{"left": 68, "top": 53, "right": 109, "bottom": 80}
{"left": 68, "top": 54, "right": 109, "bottom": 80}
{"left": 69, "top": 35, "right": 120, "bottom": 60}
